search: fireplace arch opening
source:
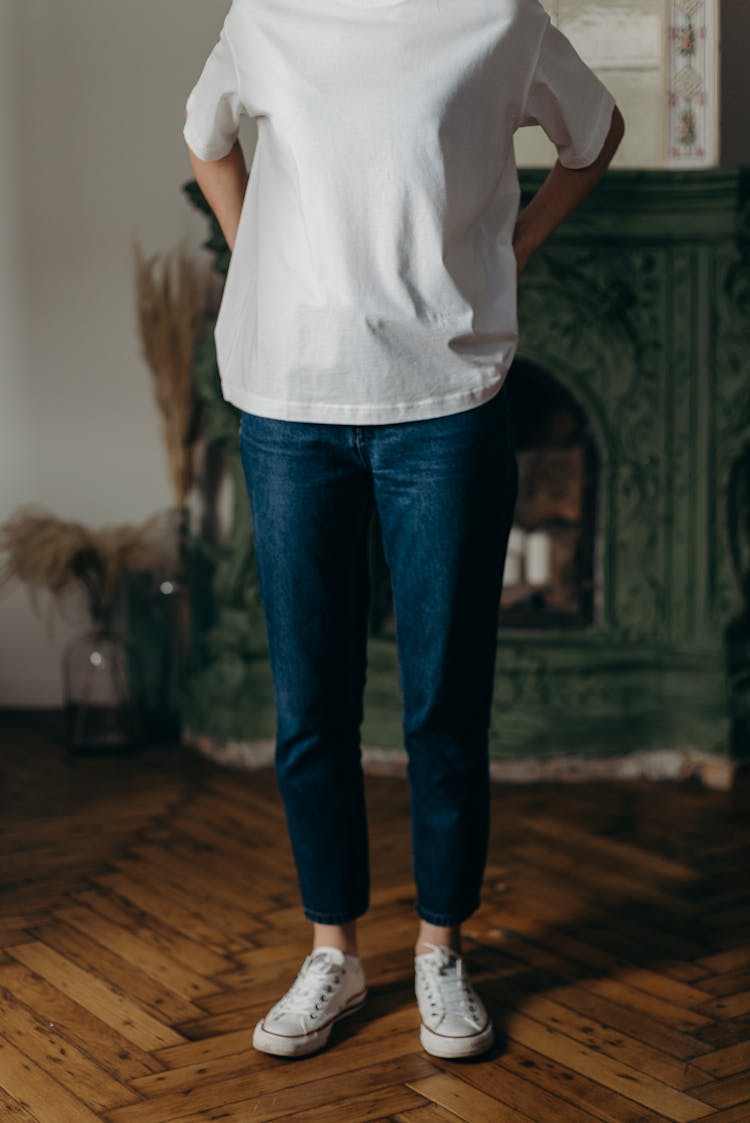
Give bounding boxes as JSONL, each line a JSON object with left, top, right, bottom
{"left": 366, "top": 357, "right": 601, "bottom": 638}
{"left": 500, "top": 357, "right": 600, "bottom": 631}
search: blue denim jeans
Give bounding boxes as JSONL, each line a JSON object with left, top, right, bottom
{"left": 238, "top": 380, "right": 518, "bottom": 927}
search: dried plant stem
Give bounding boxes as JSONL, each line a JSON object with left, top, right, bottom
{"left": 132, "top": 240, "right": 207, "bottom": 509}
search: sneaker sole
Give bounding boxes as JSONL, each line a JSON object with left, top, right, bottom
{"left": 252, "top": 988, "right": 368, "bottom": 1058}
{"left": 419, "top": 1018, "right": 495, "bottom": 1059}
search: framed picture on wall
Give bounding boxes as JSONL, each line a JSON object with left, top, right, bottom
{"left": 513, "top": 0, "right": 720, "bottom": 169}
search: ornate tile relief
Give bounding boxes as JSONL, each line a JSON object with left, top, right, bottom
{"left": 515, "top": 1, "right": 719, "bottom": 168}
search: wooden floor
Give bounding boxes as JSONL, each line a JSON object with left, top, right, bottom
{"left": 1, "top": 711, "right": 749, "bottom": 1123}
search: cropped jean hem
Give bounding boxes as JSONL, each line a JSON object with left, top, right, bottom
{"left": 303, "top": 901, "right": 370, "bottom": 925}
{"left": 414, "top": 899, "right": 481, "bottom": 927}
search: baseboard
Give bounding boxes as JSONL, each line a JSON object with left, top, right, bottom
{"left": 182, "top": 727, "right": 744, "bottom": 791}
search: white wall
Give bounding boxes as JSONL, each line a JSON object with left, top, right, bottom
{"left": 0, "top": 0, "right": 259, "bottom": 705}
{"left": 1, "top": 0, "right": 748, "bottom": 707}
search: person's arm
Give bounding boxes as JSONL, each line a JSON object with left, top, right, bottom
{"left": 185, "top": 112, "right": 249, "bottom": 253}
{"left": 512, "top": 103, "right": 625, "bottom": 278}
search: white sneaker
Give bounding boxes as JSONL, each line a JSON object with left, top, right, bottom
{"left": 252, "top": 945, "right": 367, "bottom": 1057}
{"left": 415, "top": 942, "right": 494, "bottom": 1058}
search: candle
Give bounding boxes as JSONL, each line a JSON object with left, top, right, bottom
{"left": 504, "top": 550, "right": 522, "bottom": 585}
{"left": 526, "top": 530, "right": 551, "bottom": 585}
{"left": 503, "top": 525, "right": 524, "bottom": 586}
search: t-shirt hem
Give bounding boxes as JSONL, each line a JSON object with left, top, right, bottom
{"left": 557, "top": 88, "right": 616, "bottom": 170}
{"left": 220, "top": 378, "right": 508, "bottom": 424}
{"left": 182, "top": 118, "right": 234, "bottom": 163}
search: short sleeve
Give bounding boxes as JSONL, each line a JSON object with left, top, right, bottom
{"left": 183, "top": 18, "right": 244, "bottom": 162}
{"left": 518, "top": 17, "right": 616, "bottom": 169}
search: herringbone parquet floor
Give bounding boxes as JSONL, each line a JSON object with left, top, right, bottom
{"left": 1, "top": 709, "right": 749, "bottom": 1122}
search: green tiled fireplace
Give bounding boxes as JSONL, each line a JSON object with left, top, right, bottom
{"left": 182, "top": 168, "right": 750, "bottom": 777}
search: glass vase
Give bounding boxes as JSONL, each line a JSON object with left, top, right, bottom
{"left": 152, "top": 570, "right": 190, "bottom": 738}
{"left": 123, "top": 504, "right": 196, "bottom": 740}
{"left": 62, "top": 625, "right": 142, "bottom": 752}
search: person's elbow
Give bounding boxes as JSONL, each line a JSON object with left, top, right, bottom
{"left": 606, "top": 104, "right": 625, "bottom": 158}
{"left": 610, "top": 104, "right": 626, "bottom": 146}
{"left": 592, "top": 103, "right": 625, "bottom": 169}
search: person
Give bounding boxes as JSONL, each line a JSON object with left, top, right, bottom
{"left": 183, "top": 0, "right": 624, "bottom": 1060}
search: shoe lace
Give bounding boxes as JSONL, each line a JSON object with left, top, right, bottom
{"left": 418, "top": 942, "right": 483, "bottom": 1028}
{"left": 275, "top": 955, "right": 343, "bottom": 1018}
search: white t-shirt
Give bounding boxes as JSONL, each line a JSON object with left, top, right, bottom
{"left": 183, "top": 0, "right": 616, "bottom": 424}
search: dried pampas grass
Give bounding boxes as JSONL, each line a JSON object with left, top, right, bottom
{"left": 0, "top": 505, "right": 177, "bottom": 627}
{"left": 132, "top": 240, "right": 208, "bottom": 508}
